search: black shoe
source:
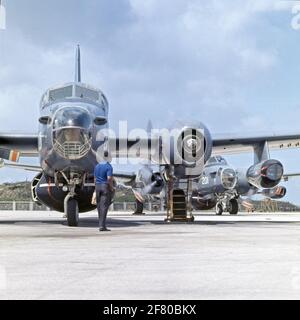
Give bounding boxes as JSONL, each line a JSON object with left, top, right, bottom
{"left": 99, "top": 227, "right": 111, "bottom": 232}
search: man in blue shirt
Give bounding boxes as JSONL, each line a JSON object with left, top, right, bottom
{"left": 94, "top": 154, "right": 114, "bottom": 232}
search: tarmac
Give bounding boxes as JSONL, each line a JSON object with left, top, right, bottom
{"left": 1, "top": 210, "right": 300, "bottom": 299}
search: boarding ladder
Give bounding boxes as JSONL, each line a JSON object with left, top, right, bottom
{"left": 165, "top": 176, "right": 195, "bottom": 222}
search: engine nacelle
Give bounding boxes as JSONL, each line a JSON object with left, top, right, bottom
{"left": 246, "top": 159, "right": 283, "bottom": 189}
{"left": 261, "top": 186, "right": 287, "bottom": 199}
{"left": 191, "top": 191, "right": 216, "bottom": 210}
{"left": 234, "top": 169, "right": 252, "bottom": 195}
{"left": 160, "top": 121, "right": 212, "bottom": 178}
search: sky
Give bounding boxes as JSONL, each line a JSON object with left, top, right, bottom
{"left": 1, "top": 0, "right": 300, "bottom": 203}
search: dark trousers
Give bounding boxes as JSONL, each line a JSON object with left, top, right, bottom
{"left": 96, "top": 184, "right": 111, "bottom": 229}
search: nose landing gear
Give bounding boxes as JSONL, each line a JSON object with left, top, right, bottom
{"left": 64, "top": 194, "right": 79, "bottom": 227}
{"left": 59, "top": 171, "right": 84, "bottom": 227}
{"left": 215, "top": 198, "right": 239, "bottom": 215}
{"left": 228, "top": 198, "right": 239, "bottom": 215}
{"left": 216, "top": 202, "right": 223, "bottom": 215}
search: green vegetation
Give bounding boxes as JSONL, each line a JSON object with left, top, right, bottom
{"left": 0, "top": 181, "right": 136, "bottom": 202}
{"left": 0, "top": 181, "right": 32, "bottom": 201}
{"left": 239, "top": 199, "right": 300, "bottom": 212}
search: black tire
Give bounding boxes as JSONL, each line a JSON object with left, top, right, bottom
{"left": 216, "top": 203, "right": 223, "bottom": 215}
{"left": 66, "top": 198, "right": 79, "bottom": 227}
{"left": 228, "top": 199, "right": 239, "bottom": 215}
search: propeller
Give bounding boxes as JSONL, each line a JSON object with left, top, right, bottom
{"left": 116, "top": 179, "right": 158, "bottom": 203}
{"left": 132, "top": 181, "right": 159, "bottom": 203}
{"left": 240, "top": 198, "right": 254, "bottom": 212}
{"left": 132, "top": 165, "right": 164, "bottom": 203}
{"left": 0, "top": 148, "right": 20, "bottom": 162}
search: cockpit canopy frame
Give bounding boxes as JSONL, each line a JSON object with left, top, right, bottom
{"left": 40, "top": 82, "right": 108, "bottom": 110}
{"left": 207, "top": 156, "right": 228, "bottom": 166}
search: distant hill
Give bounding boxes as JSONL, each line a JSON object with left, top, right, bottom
{"left": 0, "top": 181, "right": 136, "bottom": 202}
{"left": 0, "top": 181, "right": 32, "bottom": 201}
{"left": 239, "top": 199, "right": 300, "bottom": 212}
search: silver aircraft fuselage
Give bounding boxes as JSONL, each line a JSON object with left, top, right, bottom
{"left": 38, "top": 82, "right": 108, "bottom": 178}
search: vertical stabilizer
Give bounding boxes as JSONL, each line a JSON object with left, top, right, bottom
{"left": 75, "top": 45, "right": 81, "bottom": 83}
{"left": 253, "top": 141, "right": 270, "bottom": 164}
{"left": 146, "top": 120, "right": 153, "bottom": 135}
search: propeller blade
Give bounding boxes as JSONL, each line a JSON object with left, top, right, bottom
{"left": 132, "top": 181, "right": 158, "bottom": 203}
{"left": 132, "top": 189, "right": 145, "bottom": 203}
{"left": 241, "top": 198, "right": 254, "bottom": 211}
{"left": 0, "top": 148, "right": 20, "bottom": 162}
{"left": 142, "top": 181, "right": 157, "bottom": 195}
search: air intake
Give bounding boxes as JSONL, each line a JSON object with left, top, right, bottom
{"left": 53, "top": 130, "right": 91, "bottom": 160}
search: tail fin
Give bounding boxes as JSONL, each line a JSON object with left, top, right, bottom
{"left": 146, "top": 120, "right": 153, "bottom": 134}
{"left": 253, "top": 141, "right": 270, "bottom": 164}
{"left": 75, "top": 45, "right": 81, "bottom": 82}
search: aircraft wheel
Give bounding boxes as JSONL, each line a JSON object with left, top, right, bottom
{"left": 65, "top": 197, "right": 79, "bottom": 227}
{"left": 228, "top": 199, "right": 239, "bottom": 215}
{"left": 216, "top": 203, "right": 223, "bottom": 215}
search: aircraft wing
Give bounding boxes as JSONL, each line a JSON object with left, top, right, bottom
{"left": 111, "top": 132, "right": 300, "bottom": 159}
{"left": 106, "top": 137, "right": 155, "bottom": 159}
{"left": 0, "top": 133, "right": 39, "bottom": 158}
{"left": 0, "top": 160, "right": 41, "bottom": 172}
{"left": 1, "top": 130, "right": 300, "bottom": 162}
{"left": 212, "top": 132, "right": 300, "bottom": 155}
{"left": 109, "top": 132, "right": 300, "bottom": 157}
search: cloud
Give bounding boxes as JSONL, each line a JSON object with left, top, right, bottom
{"left": 0, "top": 0, "right": 290, "bottom": 134}
{"left": 111, "top": 0, "right": 281, "bottom": 130}
{"left": 250, "top": 0, "right": 295, "bottom": 12}
{"left": 0, "top": 29, "right": 76, "bottom": 131}
{"left": 1, "top": 0, "right": 300, "bottom": 198}
{"left": 1, "top": 1, "right": 284, "bottom": 131}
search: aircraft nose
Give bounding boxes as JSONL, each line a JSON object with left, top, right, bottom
{"left": 53, "top": 107, "right": 92, "bottom": 131}
{"left": 221, "top": 168, "right": 237, "bottom": 189}
{"left": 52, "top": 107, "right": 93, "bottom": 160}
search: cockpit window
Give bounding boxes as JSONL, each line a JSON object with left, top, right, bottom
{"left": 40, "top": 84, "right": 107, "bottom": 109}
{"left": 75, "top": 85, "right": 99, "bottom": 102}
{"left": 49, "top": 86, "right": 73, "bottom": 101}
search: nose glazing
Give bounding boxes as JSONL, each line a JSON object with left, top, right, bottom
{"left": 52, "top": 107, "right": 92, "bottom": 160}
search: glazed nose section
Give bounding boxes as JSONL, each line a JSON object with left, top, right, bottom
{"left": 52, "top": 107, "right": 92, "bottom": 160}
{"left": 52, "top": 107, "right": 93, "bottom": 131}
{"left": 221, "top": 168, "right": 237, "bottom": 190}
